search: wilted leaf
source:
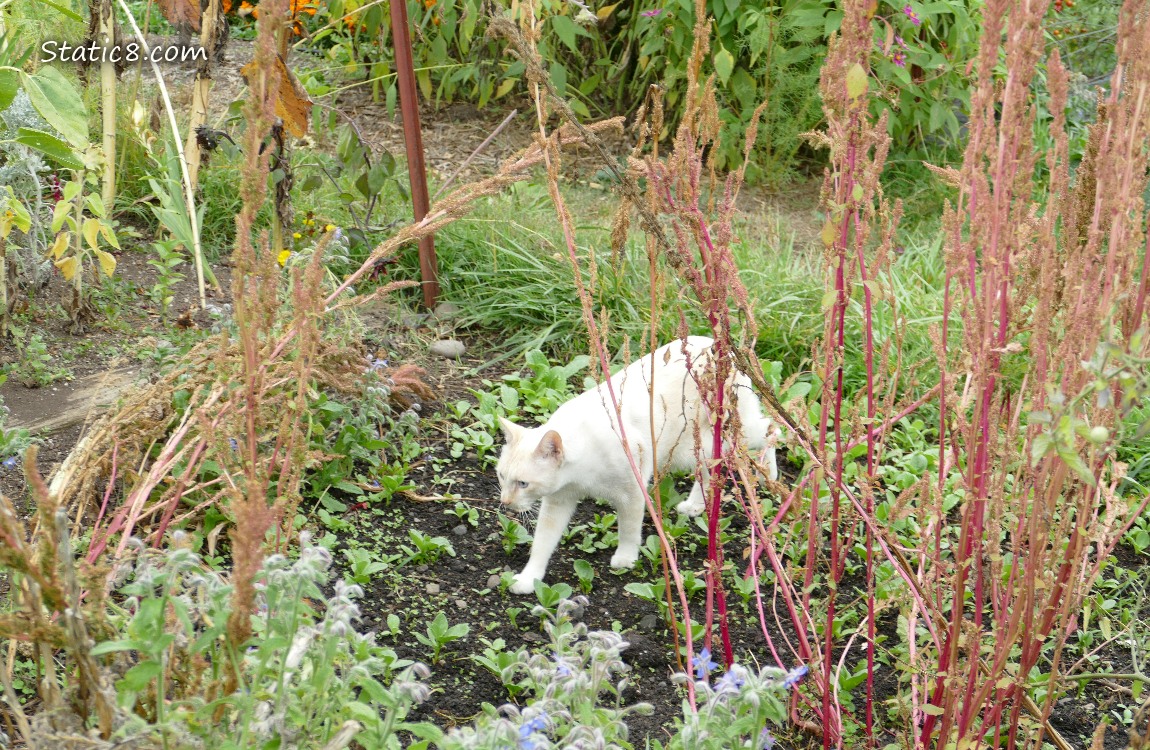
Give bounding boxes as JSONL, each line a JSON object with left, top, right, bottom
{"left": 158, "top": 0, "right": 201, "bottom": 31}
{"left": 82, "top": 217, "right": 100, "bottom": 249}
{"left": 820, "top": 220, "right": 837, "bottom": 247}
{"left": 100, "top": 222, "right": 120, "bottom": 249}
{"left": 596, "top": 2, "right": 620, "bottom": 19}
{"left": 6, "top": 199, "right": 31, "bottom": 234}
{"left": 241, "top": 55, "right": 312, "bottom": 138}
{"left": 49, "top": 231, "right": 70, "bottom": 260}
{"left": 93, "top": 248, "right": 116, "bottom": 277}
{"left": 496, "top": 78, "right": 518, "bottom": 98}
{"left": 55, "top": 255, "right": 80, "bottom": 281}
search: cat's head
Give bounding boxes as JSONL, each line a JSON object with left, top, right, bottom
{"left": 495, "top": 417, "right": 564, "bottom": 512}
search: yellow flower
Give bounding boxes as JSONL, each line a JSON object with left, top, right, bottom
{"left": 325, "top": 224, "right": 336, "bottom": 232}
{"left": 292, "top": 232, "right": 302, "bottom": 239}
{"left": 277, "top": 250, "right": 292, "bottom": 266}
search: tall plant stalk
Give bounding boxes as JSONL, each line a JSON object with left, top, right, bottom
{"left": 113, "top": 0, "right": 211, "bottom": 308}
{"left": 95, "top": 0, "right": 115, "bottom": 206}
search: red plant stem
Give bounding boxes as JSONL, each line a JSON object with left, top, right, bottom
{"left": 89, "top": 442, "right": 119, "bottom": 552}
{"left": 855, "top": 221, "right": 877, "bottom": 748}
{"left": 696, "top": 216, "right": 734, "bottom": 666}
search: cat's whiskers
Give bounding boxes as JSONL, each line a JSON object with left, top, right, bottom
{"left": 517, "top": 507, "right": 539, "bottom": 527}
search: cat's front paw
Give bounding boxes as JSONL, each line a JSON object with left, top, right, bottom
{"left": 676, "top": 498, "right": 704, "bottom": 517}
{"left": 510, "top": 573, "right": 538, "bottom": 595}
{"left": 610, "top": 550, "right": 638, "bottom": 569}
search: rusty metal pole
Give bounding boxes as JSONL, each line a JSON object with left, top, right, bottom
{"left": 390, "top": 0, "right": 439, "bottom": 308}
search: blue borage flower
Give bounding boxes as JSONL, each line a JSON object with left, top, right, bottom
{"left": 1, "top": 456, "right": 17, "bottom": 469}
{"left": 714, "top": 668, "right": 745, "bottom": 693}
{"left": 759, "top": 727, "right": 777, "bottom": 749}
{"left": 692, "top": 647, "right": 718, "bottom": 681}
{"left": 552, "top": 652, "right": 572, "bottom": 677}
{"left": 782, "top": 664, "right": 809, "bottom": 688}
{"left": 518, "top": 711, "right": 548, "bottom": 749}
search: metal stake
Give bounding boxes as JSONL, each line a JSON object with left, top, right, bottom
{"left": 389, "top": 0, "right": 439, "bottom": 308}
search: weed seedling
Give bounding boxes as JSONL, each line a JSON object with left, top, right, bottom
{"left": 147, "top": 238, "right": 186, "bottom": 319}
{"left": 498, "top": 515, "right": 533, "bottom": 555}
{"left": 471, "top": 638, "right": 528, "bottom": 697}
{"left": 400, "top": 528, "right": 455, "bottom": 566}
{"left": 533, "top": 580, "right": 573, "bottom": 616}
{"left": 341, "top": 547, "right": 390, "bottom": 584}
{"left": 447, "top": 501, "right": 480, "bottom": 527}
{"left": 574, "top": 559, "right": 594, "bottom": 594}
{"left": 7, "top": 327, "right": 71, "bottom": 387}
{"left": 414, "top": 612, "right": 470, "bottom": 664}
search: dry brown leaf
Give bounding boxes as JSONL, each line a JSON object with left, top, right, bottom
{"left": 241, "top": 55, "right": 313, "bottom": 138}
{"left": 158, "top": 0, "right": 200, "bottom": 32}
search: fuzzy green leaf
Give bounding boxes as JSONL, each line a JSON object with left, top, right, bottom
{"left": 15, "top": 127, "right": 82, "bottom": 171}
{"left": 20, "top": 67, "right": 88, "bottom": 148}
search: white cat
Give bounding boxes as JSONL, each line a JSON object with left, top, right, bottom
{"left": 495, "top": 336, "right": 781, "bottom": 595}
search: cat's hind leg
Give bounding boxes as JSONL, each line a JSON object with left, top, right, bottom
{"left": 611, "top": 487, "right": 646, "bottom": 569}
{"left": 676, "top": 473, "right": 708, "bottom": 517}
{"left": 511, "top": 497, "right": 577, "bottom": 595}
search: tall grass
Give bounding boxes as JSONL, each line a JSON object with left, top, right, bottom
{"left": 401, "top": 178, "right": 954, "bottom": 392}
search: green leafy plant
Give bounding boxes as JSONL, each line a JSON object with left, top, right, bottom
{"left": 414, "top": 612, "right": 471, "bottom": 664}
{"left": 470, "top": 637, "right": 529, "bottom": 698}
{"left": 446, "top": 500, "right": 480, "bottom": 527}
{"left": 573, "top": 559, "right": 594, "bottom": 594}
{"left": 498, "top": 514, "right": 533, "bottom": 556}
{"left": 6, "top": 326, "right": 71, "bottom": 387}
{"left": 532, "top": 580, "right": 573, "bottom": 616}
{"left": 399, "top": 528, "right": 455, "bottom": 566}
{"left": 341, "top": 545, "right": 393, "bottom": 584}
{"left": 147, "top": 238, "right": 185, "bottom": 319}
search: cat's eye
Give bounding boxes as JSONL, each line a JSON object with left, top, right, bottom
{"left": 516, "top": 480, "right": 529, "bottom": 489}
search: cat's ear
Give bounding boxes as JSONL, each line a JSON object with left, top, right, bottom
{"left": 534, "top": 430, "right": 564, "bottom": 464}
{"left": 499, "top": 417, "right": 524, "bottom": 443}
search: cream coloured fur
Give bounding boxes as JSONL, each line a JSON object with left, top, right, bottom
{"left": 495, "top": 336, "right": 780, "bottom": 595}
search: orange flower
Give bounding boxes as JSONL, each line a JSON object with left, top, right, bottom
{"left": 229, "top": 0, "right": 316, "bottom": 35}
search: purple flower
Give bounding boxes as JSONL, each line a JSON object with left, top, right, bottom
{"left": 758, "top": 727, "right": 777, "bottom": 749}
{"left": 903, "top": 4, "right": 921, "bottom": 25}
{"left": 892, "top": 49, "right": 907, "bottom": 67}
{"left": 640, "top": 8, "right": 663, "bottom": 17}
{"left": 714, "top": 668, "right": 744, "bottom": 693}
{"left": 518, "top": 712, "right": 548, "bottom": 749}
{"left": 894, "top": 33, "right": 906, "bottom": 48}
{"left": 2, "top": 456, "right": 17, "bottom": 469}
{"left": 692, "top": 647, "right": 718, "bottom": 680}
{"left": 782, "top": 664, "right": 809, "bottom": 688}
